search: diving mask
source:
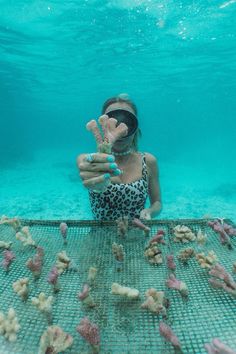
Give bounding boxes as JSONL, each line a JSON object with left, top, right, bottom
{"left": 106, "top": 109, "right": 138, "bottom": 138}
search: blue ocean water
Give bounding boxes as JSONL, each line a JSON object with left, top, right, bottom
{"left": 0, "top": 0, "right": 235, "bottom": 221}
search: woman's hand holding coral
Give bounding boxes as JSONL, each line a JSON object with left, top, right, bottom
{"left": 77, "top": 153, "right": 122, "bottom": 192}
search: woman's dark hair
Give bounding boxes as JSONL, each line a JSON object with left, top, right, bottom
{"left": 101, "top": 94, "right": 141, "bottom": 151}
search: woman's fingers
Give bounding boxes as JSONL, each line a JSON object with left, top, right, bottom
{"left": 80, "top": 168, "right": 122, "bottom": 180}
{"left": 79, "top": 161, "right": 118, "bottom": 173}
{"left": 83, "top": 173, "right": 111, "bottom": 189}
{"left": 84, "top": 153, "right": 115, "bottom": 163}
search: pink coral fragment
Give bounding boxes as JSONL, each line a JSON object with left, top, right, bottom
{"left": 2, "top": 250, "right": 15, "bottom": 271}
{"left": 208, "top": 220, "right": 234, "bottom": 248}
{"left": 77, "top": 317, "right": 100, "bottom": 348}
{"left": 26, "top": 246, "right": 44, "bottom": 279}
{"left": 149, "top": 230, "right": 166, "bottom": 245}
{"left": 48, "top": 266, "right": 59, "bottom": 286}
{"left": 159, "top": 322, "right": 182, "bottom": 351}
{"left": 167, "top": 255, "right": 176, "bottom": 271}
{"left": 205, "top": 338, "right": 236, "bottom": 354}
{"left": 78, "top": 284, "right": 90, "bottom": 301}
{"left": 60, "top": 222, "right": 68, "bottom": 244}
{"left": 166, "top": 274, "right": 188, "bottom": 297}
{"left": 209, "top": 263, "right": 236, "bottom": 297}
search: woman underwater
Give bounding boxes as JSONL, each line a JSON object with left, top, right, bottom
{"left": 77, "top": 95, "right": 162, "bottom": 221}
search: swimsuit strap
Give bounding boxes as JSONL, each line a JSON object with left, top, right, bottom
{"left": 141, "top": 152, "right": 148, "bottom": 182}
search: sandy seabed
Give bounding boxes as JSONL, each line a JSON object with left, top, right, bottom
{"left": 1, "top": 149, "right": 235, "bottom": 222}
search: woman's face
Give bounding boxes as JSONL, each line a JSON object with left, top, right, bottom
{"left": 104, "top": 102, "right": 136, "bottom": 152}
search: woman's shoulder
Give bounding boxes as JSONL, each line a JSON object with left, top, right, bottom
{"left": 142, "top": 152, "right": 158, "bottom": 165}
{"left": 141, "top": 153, "right": 159, "bottom": 178}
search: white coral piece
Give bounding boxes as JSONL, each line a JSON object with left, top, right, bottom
{"left": 12, "top": 278, "right": 29, "bottom": 300}
{"left": 87, "top": 267, "right": 98, "bottom": 283}
{"left": 16, "top": 226, "right": 36, "bottom": 247}
{"left": 32, "top": 292, "right": 54, "bottom": 315}
{"left": 196, "top": 251, "right": 218, "bottom": 269}
{"left": 196, "top": 229, "right": 207, "bottom": 245}
{"left": 112, "top": 243, "right": 125, "bottom": 261}
{"left": 39, "top": 326, "right": 73, "bottom": 354}
{"left": 0, "top": 308, "right": 20, "bottom": 342}
{"left": 141, "top": 289, "right": 167, "bottom": 316}
{"left": 55, "top": 251, "right": 71, "bottom": 274}
{"left": 111, "top": 283, "right": 139, "bottom": 299}
{"left": 0, "top": 241, "right": 12, "bottom": 250}
{"left": 144, "top": 243, "right": 163, "bottom": 265}
{"left": 0, "top": 215, "right": 21, "bottom": 231}
{"left": 173, "top": 225, "right": 196, "bottom": 243}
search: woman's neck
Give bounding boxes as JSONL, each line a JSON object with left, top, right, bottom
{"left": 112, "top": 148, "right": 132, "bottom": 156}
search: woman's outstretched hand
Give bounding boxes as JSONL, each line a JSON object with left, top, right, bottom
{"left": 77, "top": 153, "right": 122, "bottom": 192}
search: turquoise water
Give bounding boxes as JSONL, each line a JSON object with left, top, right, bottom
{"left": 0, "top": 0, "right": 236, "bottom": 221}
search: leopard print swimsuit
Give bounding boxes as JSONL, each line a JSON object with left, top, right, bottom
{"left": 89, "top": 153, "right": 148, "bottom": 220}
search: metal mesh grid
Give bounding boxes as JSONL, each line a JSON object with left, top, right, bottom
{"left": 0, "top": 218, "right": 235, "bottom": 354}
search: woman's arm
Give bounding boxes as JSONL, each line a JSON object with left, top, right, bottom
{"left": 140, "top": 153, "right": 162, "bottom": 219}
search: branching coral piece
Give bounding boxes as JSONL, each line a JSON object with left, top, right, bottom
{"left": 167, "top": 255, "right": 176, "bottom": 271}
{"left": 55, "top": 251, "right": 71, "bottom": 274}
{"left": 99, "top": 114, "right": 128, "bottom": 146}
{"left": 208, "top": 220, "right": 236, "bottom": 236}
{"left": 86, "top": 116, "right": 127, "bottom": 192}
{"left": 116, "top": 216, "right": 129, "bottom": 238}
{"left": 32, "top": 292, "right": 54, "bottom": 324}
{"left": 12, "top": 278, "right": 29, "bottom": 301}
{"left": 205, "top": 338, "right": 236, "bottom": 354}
{"left": 39, "top": 326, "right": 73, "bottom": 354}
{"left": 16, "top": 226, "right": 36, "bottom": 247}
{"left": 0, "top": 215, "right": 21, "bottom": 231}
{"left": 132, "top": 218, "right": 150, "bottom": 236}
{"left": 112, "top": 242, "right": 125, "bottom": 271}
{"left": 173, "top": 225, "right": 196, "bottom": 243}
{"left": 86, "top": 114, "right": 127, "bottom": 154}
{"left": 149, "top": 230, "right": 166, "bottom": 245}
{"left": 178, "top": 248, "right": 195, "bottom": 264}
{"left": 86, "top": 120, "right": 103, "bottom": 146}
{"left": 141, "top": 289, "right": 169, "bottom": 317}
{"left": 0, "top": 241, "right": 12, "bottom": 250}
{"left": 196, "top": 229, "right": 207, "bottom": 245}
{"left": 26, "top": 246, "right": 44, "bottom": 280}
{"left": 2, "top": 250, "right": 15, "bottom": 271}
{"left": 59, "top": 222, "right": 68, "bottom": 245}
{"left": 47, "top": 266, "right": 60, "bottom": 293}
{"left": 195, "top": 251, "right": 218, "bottom": 269}
{"left": 223, "top": 222, "right": 236, "bottom": 236}
{"left": 208, "top": 220, "right": 234, "bottom": 248}
{"left": 159, "top": 322, "right": 182, "bottom": 352}
{"left": 111, "top": 283, "right": 139, "bottom": 299}
{"left": 78, "top": 284, "right": 96, "bottom": 308}
{"left": 87, "top": 267, "right": 98, "bottom": 284}
{"left": 166, "top": 274, "right": 188, "bottom": 298}
{"left": 77, "top": 317, "right": 100, "bottom": 353}
{"left": 144, "top": 242, "right": 163, "bottom": 265}
{"left": 112, "top": 242, "right": 125, "bottom": 261}
{"left": 0, "top": 308, "right": 20, "bottom": 342}
{"left": 209, "top": 263, "right": 236, "bottom": 298}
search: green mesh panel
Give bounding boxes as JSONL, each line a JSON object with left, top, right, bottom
{"left": 0, "top": 218, "right": 235, "bottom": 353}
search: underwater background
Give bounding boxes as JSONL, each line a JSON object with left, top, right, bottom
{"left": 0, "top": 0, "right": 235, "bottom": 221}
